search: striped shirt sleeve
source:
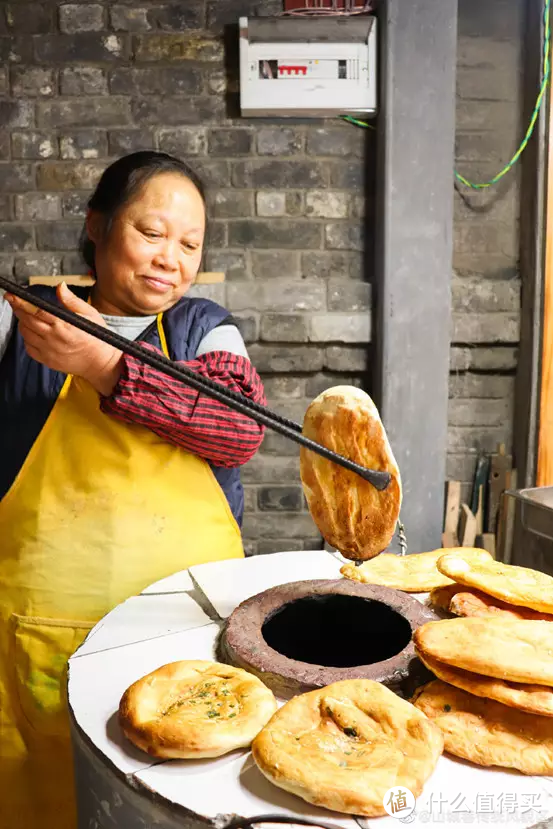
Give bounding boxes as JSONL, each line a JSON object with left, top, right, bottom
{"left": 100, "top": 343, "right": 266, "bottom": 467}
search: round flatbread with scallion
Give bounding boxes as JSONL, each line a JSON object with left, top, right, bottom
{"left": 119, "top": 660, "right": 277, "bottom": 759}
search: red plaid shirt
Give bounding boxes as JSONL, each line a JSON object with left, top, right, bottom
{"left": 101, "top": 343, "right": 266, "bottom": 467}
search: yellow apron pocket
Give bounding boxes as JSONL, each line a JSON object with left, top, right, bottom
{"left": 11, "top": 614, "right": 94, "bottom": 737}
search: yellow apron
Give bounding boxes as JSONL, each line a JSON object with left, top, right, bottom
{"left": 0, "top": 316, "right": 244, "bottom": 829}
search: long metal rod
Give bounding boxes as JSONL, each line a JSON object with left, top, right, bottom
{"left": 0, "top": 276, "right": 391, "bottom": 491}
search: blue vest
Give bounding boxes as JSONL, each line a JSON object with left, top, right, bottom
{"left": 0, "top": 286, "right": 244, "bottom": 525}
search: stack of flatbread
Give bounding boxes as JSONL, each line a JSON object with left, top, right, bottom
{"left": 412, "top": 607, "right": 553, "bottom": 773}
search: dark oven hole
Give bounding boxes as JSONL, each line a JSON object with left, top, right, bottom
{"left": 261, "top": 594, "right": 412, "bottom": 668}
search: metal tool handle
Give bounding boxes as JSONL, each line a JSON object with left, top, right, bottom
{"left": 0, "top": 276, "right": 392, "bottom": 491}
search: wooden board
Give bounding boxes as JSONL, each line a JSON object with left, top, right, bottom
{"left": 442, "top": 480, "right": 461, "bottom": 547}
{"left": 487, "top": 445, "right": 512, "bottom": 534}
{"left": 28, "top": 272, "right": 225, "bottom": 287}
{"left": 537, "top": 94, "right": 553, "bottom": 486}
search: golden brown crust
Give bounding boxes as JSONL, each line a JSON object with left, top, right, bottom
{"left": 414, "top": 617, "right": 553, "bottom": 685}
{"left": 416, "top": 649, "right": 553, "bottom": 717}
{"left": 300, "top": 386, "right": 401, "bottom": 561}
{"left": 449, "top": 588, "right": 553, "bottom": 621}
{"left": 252, "top": 679, "right": 443, "bottom": 816}
{"left": 429, "top": 583, "right": 464, "bottom": 610}
{"left": 436, "top": 554, "right": 553, "bottom": 613}
{"left": 119, "top": 660, "right": 277, "bottom": 759}
{"left": 341, "top": 547, "right": 491, "bottom": 592}
{"left": 413, "top": 680, "right": 553, "bottom": 774}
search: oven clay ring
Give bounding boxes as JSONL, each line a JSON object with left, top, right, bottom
{"left": 219, "top": 578, "right": 439, "bottom": 699}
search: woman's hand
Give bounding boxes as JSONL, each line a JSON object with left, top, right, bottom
{"left": 5, "top": 282, "right": 122, "bottom": 396}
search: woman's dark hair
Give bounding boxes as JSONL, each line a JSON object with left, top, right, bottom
{"left": 80, "top": 151, "right": 207, "bottom": 271}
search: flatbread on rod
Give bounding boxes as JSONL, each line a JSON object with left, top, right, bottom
{"left": 119, "top": 660, "right": 277, "bottom": 759}
{"left": 252, "top": 679, "right": 443, "bottom": 816}
{"left": 300, "top": 386, "right": 402, "bottom": 561}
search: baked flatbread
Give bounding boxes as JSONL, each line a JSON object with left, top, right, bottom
{"left": 341, "top": 548, "right": 491, "bottom": 592}
{"left": 414, "top": 617, "right": 553, "bottom": 685}
{"left": 429, "top": 584, "right": 464, "bottom": 611}
{"left": 300, "top": 386, "right": 401, "bottom": 561}
{"left": 413, "top": 680, "right": 553, "bottom": 774}
{"left": 252, "top": 679, "right": 443, "bottom": 816}
{"left": 436, "top": 554, "right": 553, "bottom": 613}
{"left": 119, "top": 660, "right": 277, "bottom": 759}
{"left": 416, "top": 649, "right": 553, "bottom": 717}
{"left": 449, "top": 588, "right": 553, "bottom": 621}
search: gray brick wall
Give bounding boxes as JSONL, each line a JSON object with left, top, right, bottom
{"left": 0, "top": 0, "right": 522, "bottom": 551}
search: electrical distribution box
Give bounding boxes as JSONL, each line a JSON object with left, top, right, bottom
{"left": 239, "top": 16, "right": 377, "bottom": 118}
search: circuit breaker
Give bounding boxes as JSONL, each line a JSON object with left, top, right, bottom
{"left": 239, "top": 16, "right": 377, "bottom": 117}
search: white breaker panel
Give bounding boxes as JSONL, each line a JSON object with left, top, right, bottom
{"left": 239, "top": 16, "right": 377, "bottom": 117}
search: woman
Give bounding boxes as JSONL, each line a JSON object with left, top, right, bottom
{"left": 0, "top": 151, "right": 265, "bottom": 829}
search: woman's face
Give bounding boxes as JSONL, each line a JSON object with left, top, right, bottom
{"left": 88, "top": 171, "right": 206, "bottom": 316}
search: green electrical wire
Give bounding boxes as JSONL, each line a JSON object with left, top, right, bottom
{"left": 339, "top": 0, "right": 550, "bottom": 190}
{"left": 455, "top": 0, "right": 550, "bottom": 189}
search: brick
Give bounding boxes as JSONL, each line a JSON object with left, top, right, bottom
{"left": 15, "top": 254, "right": 62, "bottom": 280}
{"left": 228, "top": 279, "right": 325, "bottom": 313}
{"left": 158, "top": 127, "right": 207, "bottom": 157}
{"left": 242, "top": 486, "right": 257, "bottom": 513}
{"left": 207, "top": 71, "right": 226, "bottom": 95}
{"left": 452, "top": 313, "right": 519, "bottom": 344}
{"left": 329, "top": 161, "right": 364, "bottom": 191}
{"left": 306, "top": 190, "right": 348, "bottom": 219}
{"left": 38, "top": 98, "right": 130, "bottom": 129}
{"left": 306, "top": 373, "right": 362, "bottom": 399}
{"left": 241, "top": 512, "right": 317, "bottom": 539}
{"left": 37, "top": 162, "right": 105, "bottom": 191}
{"left": 250, "top": 251, "right": 299, "bottom": 280}
{"left": 0, "top": 36, "right": 33, "bottom": 64}
{"left": 325, "top": 345, "right": 370, "bottom": 372}
{"left": 233, "top": 314, "right": 258, "bottom": 342}
{"left": 187, "top": 283, "right": 226, "bottom": 305}
{"left": 327, "top": 279, "right": 371, "bottom": 312}
{"left": 108, "top": 130, "right": 156, "bottom": 155}
{"left": 261, "top": 431, "right": 302, "bottom": 457}
{"left": 62, "top": 253, "right": 88, "bottom": 275}
{"left": 457, "top": 68, "right": 516, "bottom": 103}
{"left": 0, "top": 194, "right": 11, "bottom": 221}
{"left": 454, "top": 222, "right": 517, "bottom": 259}
{"left": 233, "top": 160, "right": 326, "bottom": 189}
{"left": 260, "top": 314, "right": 308, "bottom": 343}
{"left": 351, "top": 195, "right": 366, "bottom": 219}
{"left": 208, "top": 129, "right": 253, "bottom": 157}
{"left": 257, "top": 128, "right": 303, "bottom": 156}
{"left": 207, "top": 0, "right": 281, "bottom": 33}
{"left": 0, "top": 163, "right": 34, "bottom": 192}
{"left": 243, "top": 539, "right": 258, "bottom": 556}
{"left": 258, "top": 487, "right": 303, "bottom": 512}
{"left": 454, "top": 188, "right": 517, "bottom": 225}
{"left": 60, "top": 67, "right": 107, "bottom": 96}
{"left": 205, "top": 250, "right": 247, "bottom": 279}
{"left": 204, "top": 221, "right": 226, "bottom": 249}
{"left": 132, "top": 97, "right": 222, "bottom": 126}
{"left": 256, "top": 191, "right": 285, "bottom": 217}
{"left": 263, "top": 377, "right": 305, "bottom": 399}
{"left": 110, "top": 66, "right": 204, "bottom": 96}
{"left": 150, "top": 4, "right": 205, "bottom": 31}
{"left": 12, "top": 131, "right": 57, "bottom": 160}
{"left": 228, "top": 220, "right": 321, "bottom": 250}
{"left": 36, "top": 221, "right": 82, "bottom": 252}
{"left": 452, "top": 277, "right": 519, "bottom": 313}
{"left": 306, "top": 126, "right": 365, "bottom": 157}
{"left": 11, "top": 66, "right": 55, "bottom": 97}
{"left": 457, "top": 36, "right": 517, "bottom": 69}
{"left": 110, "top": 5, "right": 151, "bottom": 32}
{"left": 448, "top": 397, "right": 512, "bottom": 428}
{"left": 449, "top": 374, "right": 514, "bottom": 399}
{"left": 447, "top": 425, "right": 513, "bottom": 455}
{"left": 456, "top": 100, "right": 516, "bottom": 132}
{"left": 0, "top": 101, "right": 33, "bottom": 129}
{"left": 446, "top": 454, "right": 478, "bottom": 483}
{"left": 325, "top": 222, "right": 363, "bottom": 251}
{"left": 60, "top": 131, "right": 108, "bottom": 160}
{"left": 0, "top": 255, "right": 14, "bottom": 277}
{"left": 0, "top": 133, "right": 9, "bottom": 161}
{"left": 0, "top": 67, "right": 7, "bottom": 96}
{"left": 241, "top": 453, "right": 301, "bottom": 484}
{"left": 449, "top": 346, "right": 518, "bottom": 372}
{"left": 255, "top": 540, "right": 304, "bottom": 555}
{"left": 59, "top": 4, "right": 104, "bottom": 33}
{"left": 453, "top": 253, "right": 518, "bottom": 280}
{"left": 455, "top": 132, "right": 515, "bottom": 164}
{"left": 62, "top": 192, "right": 89, "bottom": 218}
{"left": 0, "top": 224, "right": 34, "bottom": 251}
{"left": 14, "top": 193, "right": 61, "bottom": 222}
{"left": 133, "top": 34, "right": 223, "bottom": 62}
{"left": 247, "top": 345, "right": 324, "bottom": 373}
{"left": 211, "top": 190, "right": 254, "bottom": 219}
{"left": 301, "top": 251, "right": 349, "bottom": 280}
{"left": 34, "top": 34, "right": 126, "bottom": 63}
{"left": 310, "top": 313, "right": 370, "bottom": 343}
{"left": 4, "top": 3, "right": 53, "bottom": 33}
